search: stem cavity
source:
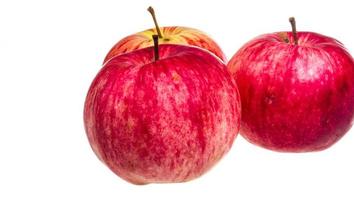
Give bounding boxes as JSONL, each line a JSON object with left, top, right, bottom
{"left": 289, "top": 17, "right": 298, "bottom": 45}
{"left": 147, "top": 6, "right": 163, "bottom": 38}
{"left": 152, "top": 34, "right": 159, "bottom": 61}
{"left": 279, "top": 32, "right": 289, "bottom": 43}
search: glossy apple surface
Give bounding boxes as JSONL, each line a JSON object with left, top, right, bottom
{"left": 85, "top": 44, "right": 241, "bottom": 184}
{"left": 228, "top": 32, "right": 354, "bottom": 152}
{"left": 104, "top": 26, "right": 226, "bottom": 63}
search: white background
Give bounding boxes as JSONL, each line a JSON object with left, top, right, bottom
{"left": 1, "top": 0, "right": 353, "bottom": 199}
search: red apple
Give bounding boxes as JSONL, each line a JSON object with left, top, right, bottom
{"left": 84, "top": 38, "right": 241, "bottom": 184}
{"left": 103, "top": 7, "right": 226, "bottom": 63}
{"left": 227, "top": 17, "right": 354, "bottom": 152}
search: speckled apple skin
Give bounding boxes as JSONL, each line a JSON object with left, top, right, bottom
{"left": 104, "top": 26, "right": 226, "bottom": 63}
{"left": 228, "top": 32, "right": 354, "bottom": 152}
{"left": 84, "top": 44, "right": 241, "bottom": 184}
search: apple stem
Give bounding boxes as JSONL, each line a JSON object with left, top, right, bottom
{"left": 152, "top": 35, "right": 159, "bottom": 61}
{"left": 148, "top": 6, "right": 163, "bottom": 38}
{"left": 289, "top": 17, "right": 298, "bottom": 45}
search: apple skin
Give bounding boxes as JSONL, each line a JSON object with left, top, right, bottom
{"left": 84, "top": 44, "right": 241, "bottom": 184}
{"left": 103, "top": 26, "right": 226, "bottom": 63}
{"left": 228, "top": 32, "right": 354, "bottom": 152}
